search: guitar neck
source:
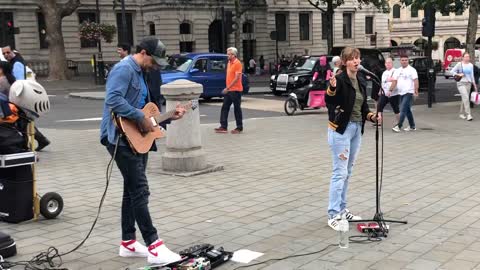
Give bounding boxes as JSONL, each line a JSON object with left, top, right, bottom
{"left": 154, "top": 109, "right": 177, "bottom": 124}
{"left": 154, "top": 103, "right": 191, "bottom": 124}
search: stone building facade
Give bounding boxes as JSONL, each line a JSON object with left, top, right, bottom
{"left": 0, "top": 0, "right": 390, "bottom": 73}
{"left": 389, "top": 0, "right": 480, "bottom": 62}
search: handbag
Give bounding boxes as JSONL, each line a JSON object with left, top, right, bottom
{"left": 454, "top": 63, "right": 463, "bottom": 82}
{"left": 471, "top": 91, "right": 480, "bottom": 105}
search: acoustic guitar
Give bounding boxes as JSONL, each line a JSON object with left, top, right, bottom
{"left": 115, "top": 101, "right": 198, "bottom": 154}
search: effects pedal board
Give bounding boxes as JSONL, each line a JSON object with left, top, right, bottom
{"left": 357, "top": 223, "right": 390, "bottom": 233}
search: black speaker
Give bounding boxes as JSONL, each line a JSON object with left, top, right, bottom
{"left": 0, "top": 165, "right": 34, "bottom": 223}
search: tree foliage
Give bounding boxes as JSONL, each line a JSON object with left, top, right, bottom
{"left": 401, "top": 0, "right": 469, "bottom": 13}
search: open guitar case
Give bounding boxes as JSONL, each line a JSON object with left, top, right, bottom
{"left": 0, "top": 231, "right": 16, "bottom": 259}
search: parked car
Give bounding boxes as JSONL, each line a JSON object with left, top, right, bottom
{"left": 161, "top": 53, "right": 249, "bottom": 99}
{"left": 269, "top": 55, "right": 333, "bottom": 96}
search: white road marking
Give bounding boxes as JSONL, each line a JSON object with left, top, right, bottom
{"left": 57, "top": 115, "right": 207, "bottom": 122}
{"left": 56, "top": 117, "right": 102, "bottom": 122}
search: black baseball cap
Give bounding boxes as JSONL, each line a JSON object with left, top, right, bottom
{"left": 138, "top": 37, "right": 166, "bottom": 65}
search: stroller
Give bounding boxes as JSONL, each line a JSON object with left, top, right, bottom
{"left": 284, "top": 56, "right": 332, "bottom": 115}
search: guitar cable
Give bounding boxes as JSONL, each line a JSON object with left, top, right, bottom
{"left": 1, "top": 136, "right": 120, "bottom": 270}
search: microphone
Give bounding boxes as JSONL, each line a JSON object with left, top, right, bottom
{"left": 357, "top": 64, "right": 378, "bottom": 80}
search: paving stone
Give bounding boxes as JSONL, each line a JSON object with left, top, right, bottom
{"left": 405, "top": 258, "right": 442, "bottom": 270}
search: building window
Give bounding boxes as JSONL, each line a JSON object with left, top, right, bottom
{"left": 275, "top": 13, "right": 287, "bottom": 41}
{"left": 78, "top": 12, "right": 97, "bottom": 48}
{"left": 365, "top": 16, "right": 373, "bottom": 35}
{"left": 179, "top": 41, "right": 194, "bottom": 53}
{"left": 299, "top": 13, "right": 310, "bottom": 40}
{"left": 180, "top": 22, "right": 191, "bottom": 34}
{"left": 116, "top": 13, "right": 134, "bottom": 46}
{"left": 37, "top": 13, "right": 48, "bottom": 49}
{"left": 148, "top": 23, "right": 155, "bottom": 35}
{"left": 243, "top": 21, "right": 254, "bottom": 33}
{"left": 322, "top": 14, "right": 328, "bottom": 40}
{"left": 411, "top": 7, "right": 418, "bottom": 17}
{"left": 343, "top": 13, "right": 352, "bottom": 39}
{"left": 393, "top": 4, "right": 401, "bottom": 19}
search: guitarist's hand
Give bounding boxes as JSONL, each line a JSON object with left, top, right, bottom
{"left": 138, "top": 117, "right": 155, "bottom": 135}
{"left": 171, "top": 104, "right": 186, "bottom": 120}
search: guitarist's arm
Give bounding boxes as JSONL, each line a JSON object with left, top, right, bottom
{"left": 105, "top": 65, "right": 145, "bottom": 121}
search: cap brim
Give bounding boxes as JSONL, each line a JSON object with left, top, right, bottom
{"left": 152, "top": 55, "right": 167, "bottom": 66}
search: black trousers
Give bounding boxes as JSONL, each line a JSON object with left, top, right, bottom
{"left": 220, "top": 91, "right": 243, "bottom": 130}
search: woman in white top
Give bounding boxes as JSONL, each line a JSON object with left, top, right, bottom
{"left": 451, "top": 52, "right": 478, "bottom": 121}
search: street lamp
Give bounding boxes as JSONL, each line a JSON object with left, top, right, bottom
{"left": 95, "top": 0, "right": 105, "bottom": 84}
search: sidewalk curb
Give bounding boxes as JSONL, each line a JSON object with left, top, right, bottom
{"left": 69, "top": 92, "right": 105, "bottom": 100}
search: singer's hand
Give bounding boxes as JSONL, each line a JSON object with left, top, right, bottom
{"left": 329, "top": 76, "right": 336, "bottom": 88}
{"left": 376, "top": 113, "right": 382, "bottom": 123}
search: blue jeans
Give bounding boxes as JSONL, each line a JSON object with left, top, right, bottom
{"left": 107, "top": 144, "right": 158, "bottom": 246}
{"left": 398, "top": 93, "right": 415, "bottom": 129}
{"left": 327, "top": 122, "right": 362, "bottom": 218}
{"left": 220, "top": 91, "right": 243, "bottom": 130}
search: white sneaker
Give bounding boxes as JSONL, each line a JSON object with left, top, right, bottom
{"left": 119, "top": 240, "right": 149, "bottom": 258}
{"left": 392, "top": 125, "right": 400, "bottom": 133}
{"left": 467, "top": 114, "right": 473, "bottom": 121}
{"left": 328, "top": 215, "right": 341, "bottom": 231}
{"left": 460, "top": 114, "right": 467, "bottom": 120}
{"left": 342, "top": 209, "right": 362, "bottom": 221}
{"left": 403, "top": 127, "right": 416, "bottom": 131}
{"left": 147, "top": 240, "right": 182, "bottom": 265}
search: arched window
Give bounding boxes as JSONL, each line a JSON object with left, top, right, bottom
{"left": 243, "top": 21, "right": 254, "bottom": 33}
{"left": 180, "top": 22, "right": 191, "bottom": 34}
{"left": 393, "top": 4, "right": 401, "bottom": 19}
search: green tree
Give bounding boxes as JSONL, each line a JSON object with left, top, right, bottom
{"left": 307, "top": 0, "right": 390, "bottom": 54}
{"left": 37, "top": 0, "right": 81, "bottom": 80}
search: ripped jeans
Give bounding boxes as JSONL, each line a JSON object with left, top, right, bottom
{"left": 327, "top": 122, "right": 362, "bottom": 219}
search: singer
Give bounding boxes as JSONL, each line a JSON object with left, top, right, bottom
{"left": 325, "top": 47, "right": 379, "bottom": 231}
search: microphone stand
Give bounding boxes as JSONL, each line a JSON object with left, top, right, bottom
{"left": 349, "top": 73, "right": 407, "bottom": 238}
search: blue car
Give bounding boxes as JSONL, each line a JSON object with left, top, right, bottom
{"left": 161, "top": 53, "right": 250, "bottom": 99}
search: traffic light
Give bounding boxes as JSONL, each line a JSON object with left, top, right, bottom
{"left": 422, "top": 6, "right": 436, "bottom": 37}
{"left": 6, "top": 20, "right": 14, "bottom": 35}
{"left": 225, "top": 11, "right": 236, "bottom": 34}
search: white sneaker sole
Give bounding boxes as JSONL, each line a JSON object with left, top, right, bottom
{"left": 119, "top": 249, "right": 149, "bottom": 258}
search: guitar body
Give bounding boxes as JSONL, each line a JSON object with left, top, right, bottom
{"left": 116, "top": 103, "right": 165, "bottom": 154}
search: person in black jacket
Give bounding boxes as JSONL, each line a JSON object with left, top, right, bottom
{"left": 325, "top": 47, "right": 378, "bottom": 231}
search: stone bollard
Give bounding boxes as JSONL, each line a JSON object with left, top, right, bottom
{"left": 160, "top": 79, "right": 222, "bottom": 176}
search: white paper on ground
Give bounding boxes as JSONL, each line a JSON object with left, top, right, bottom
{"left": 231, "top": 249, "right": 264, "bottom": 264}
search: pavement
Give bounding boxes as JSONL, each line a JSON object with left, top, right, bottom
{"left": 2, "top": 87, "right": 480, "bottom": 270}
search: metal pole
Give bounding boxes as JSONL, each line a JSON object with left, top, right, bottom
{"left": 96, "top": 0, "right": 105, "bottom": 84}
{"left": 221, "top": 7, "right": 225, "bottom": 52}
{"left": 121, "top": 0, "right": 127, "bottom": 44}
{"left": 427, "top": 36, "right": 434, "bottom": 108}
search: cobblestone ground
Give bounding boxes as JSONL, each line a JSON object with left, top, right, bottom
{"left": 1, "top": 102, "right": 480, "bottom": 270}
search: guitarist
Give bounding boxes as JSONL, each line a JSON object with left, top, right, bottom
{"left": 100, "top": 37, "right": 186, "bottom": 265}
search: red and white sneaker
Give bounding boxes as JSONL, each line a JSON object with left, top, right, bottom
{"left": 147, "top": 239, "right": 182, "bottom": 264}
{"left": 119, "top": 240, "right": 149, "bottom": 258}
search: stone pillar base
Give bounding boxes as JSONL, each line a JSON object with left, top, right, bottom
{"left": 162, "top": 147, "right": 207, "bottom": 172}
{"left": 152, "top": 164, "right": 224, "bottom": 177}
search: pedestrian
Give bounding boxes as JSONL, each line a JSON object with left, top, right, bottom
{"left": 259, "top": 55, "right": 265, "bottom": 71}
{"left": 325, "top": 47, "right": 379, "bottom": 231}
{"left": 0, "top": 61, "right": 15, "bottom": 118}
{"left": 248, "top": 57, "right": 256, "bottom": 74}
{"left": 377, "top": 57, "right": 400, "bottom": 128}
{"left": 214, "top": 47, "right": 244, "bottom": 134}
{"left": 392, "top": 55, "right": 418, "bottom": 132}
{"left": 100, "top": 37, "right": 186, "bottom": 265}
{"left": 332, "top": 56, "right": 342, "bottom": 75}
{"left": 451, "top": 52, "right": 477, "bottom": 121}
{"left": 1, "top": 46, "right": 50, "bottom": 150}
{"left": 117, "top": 43, "right": 131, "bottom": 60}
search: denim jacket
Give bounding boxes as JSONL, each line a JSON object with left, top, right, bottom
{"left": 100, "top": 56, "right": 146, "bottom": 146}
